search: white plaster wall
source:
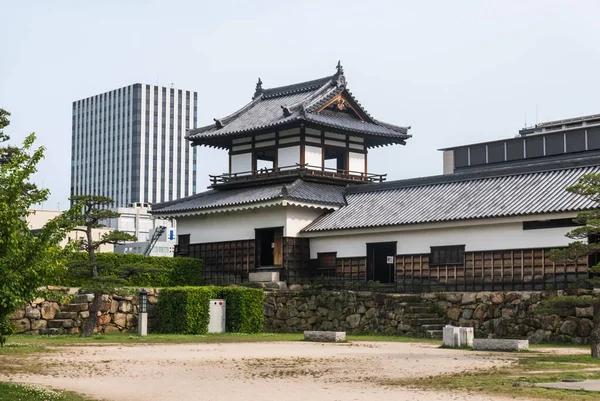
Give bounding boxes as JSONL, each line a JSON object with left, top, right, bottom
{"left": 231, "top": 153, "right": 252, "bottom": 174}
{"left": 286, "top": 207, "right": 326, "bottom": 237}
{"left": 278, "top": 146, "right": 300, "bottom": 170}
{"left": 309, "top": 221, "right": 574, "bottom": 258}
{"left": 443, "top": 150, "right": 455, "bottom": 174}
{"left": 305, "top": 146, "right": 322, "bottom": 170}
{"left": 177, "top": 207, "right": 288, "bottom": 244}
{"left": 348, "top": 152, "right": 365, "bottom": 175}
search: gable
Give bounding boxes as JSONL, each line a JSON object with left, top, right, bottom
{"left": 314, "top": 92, "right": 368, "bottom": 122}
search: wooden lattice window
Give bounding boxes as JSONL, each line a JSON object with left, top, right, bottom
{"left": 317, "top": 252, "right": 337, "bottom": 270}
{"left": 430, "top": 245, "right": 465, "bottom": 266}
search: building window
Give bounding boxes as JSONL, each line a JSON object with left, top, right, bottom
{"left": 523, "top": 218, "right": 580, "bottom": 230}
{"left": 323, "top": 147, "right": 345, "bottom": 172}
{"left": 430, "top": 245, "right": 465, "bottom": 266}
{"left": 317, "top": 252, "right": 337, "bottom": 270}
{"left": 254, "top": 149, "right": 276, "bottom": 172}
{"left": 176, "top": 234, "right": 190, "bottom": 256}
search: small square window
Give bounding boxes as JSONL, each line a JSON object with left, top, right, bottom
{"left": 430, "top": 245, "right": 465, "bottom": 266}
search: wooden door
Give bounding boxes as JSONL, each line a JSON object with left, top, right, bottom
{"left": 274, "top": 228, "right": 283, "bottom": 265}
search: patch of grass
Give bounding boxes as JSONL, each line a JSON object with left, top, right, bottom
{"left": 0, "top": 382, "right": 94, "bottom": 401}
{"left": 6, "top": 332, "right": 440, "bottom": 346}
{"left": 381, "top": 354, "right": 600, "bottom": 401}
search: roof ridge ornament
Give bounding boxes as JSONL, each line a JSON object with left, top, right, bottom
{"left": 281, "top": 185, "right": 288, "bottom": 196}
{"left": 252, "top": 78, "right": 263, "bottom": 99}
{"left": 213, "top": 118, "right": 224, "bottom": 129}
{"left": 281, "top": 105, "right": 292, "bottom": 117}
{"left": 334, "top": 60, "right": 346, "bottom": 86}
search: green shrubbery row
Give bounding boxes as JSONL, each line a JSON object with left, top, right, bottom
{"left": 58, "top": 253, "right": 204, "bottom": 287}
{"left": 157, "top": 286, "right": 264, "bottom": 334}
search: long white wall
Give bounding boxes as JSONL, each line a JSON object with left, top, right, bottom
{"left": 305, "top": 146, "right": 322, "bottom": 170}
{"left": 278, "top": 146, "right": 300, "bottom": 169}
{"left": 309, "top": 221, "right": 574, "bottom": 258}
{"left": 177, "top": 207, "right": 288, "bottom": 243}
{"left": 176, "top": 205, "right": 327, "bottom": 244}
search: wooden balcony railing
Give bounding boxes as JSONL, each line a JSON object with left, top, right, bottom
{"left": 209, "top": 164, "right": 387, "bottom": 186}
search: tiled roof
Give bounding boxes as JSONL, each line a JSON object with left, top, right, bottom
{"left": 188, "top": 64, "right": 409, "bottom": 146}
{"left": 151, "top": 179, "right": 346, "bottom": 215}
{"left": 303, "top": 159, "right": 600, "bottom": 232}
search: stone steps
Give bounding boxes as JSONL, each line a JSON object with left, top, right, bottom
{"left": 425, "top": 330, "right": 443, "bottom": 339}
{"left": 406, "top": 306, "right": 431, "bottom": 314}
{"left": 48, "top": 319, "right": 74, "bottom": 329}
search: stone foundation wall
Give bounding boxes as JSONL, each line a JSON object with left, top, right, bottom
{"left": 9, "top": 287, "right": 159, "bottom": 335}
{"left": 264, "top": 290, "right": 596, "bottom": 344}
{"left": 11, "top": 287, "right": 595, "bottom": 344}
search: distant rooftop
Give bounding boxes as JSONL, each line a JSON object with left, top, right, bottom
{"left": 519, "top": 112, "right": 600, "bottom": 136}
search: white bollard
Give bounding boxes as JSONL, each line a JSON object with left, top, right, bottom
{"left": 459, "top": 327, "right": 474, "bottom": 347}
{"left": 443, "top": 325, "right": 460, "bottom": 347}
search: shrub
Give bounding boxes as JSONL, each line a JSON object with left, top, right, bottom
{"left": 157, "top": 286, "right": 264, "bottom": 334}
{"left": 59, "top": 253, "right": 204, "bottom": 287}
{"left": 217, "top": 287, "right": 264, "bottom": 333}
{"left": 157, "top": 287, "right": 214, "bottom": 334}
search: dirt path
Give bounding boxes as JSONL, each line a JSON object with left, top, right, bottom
{"left": 4, "top": 341, "right": 519, "bottom": 401}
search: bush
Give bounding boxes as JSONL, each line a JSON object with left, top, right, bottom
{"left": 59, "top": 253, "right": 204, "bottom": 287}
{"left": 217, "top": 287, "right": 264, "bottom": 333}
{"left": 157, "top": 287, "right": 214, "bottom": 334}
{"left": 157, "top": 286, "right": 264, "bottom": 334}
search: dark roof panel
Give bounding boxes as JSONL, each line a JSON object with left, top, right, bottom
{"left": 151, "top": 179, "right": 346, "bottom": 214}
{"left": 188, "top": 65, "right": 409, "bottom": 147}
{"left": 303, "top": 163, "right": 599, "bottom": 232}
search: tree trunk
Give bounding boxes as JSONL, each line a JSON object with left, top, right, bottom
{"left": 81, "top": 291, "right": 102, "bottom": 337}
{"left": 591, "top": 302, "right": 600, "bottom": 359}
{"left": 87, "top": 226, "right": 98, "bottom": 278}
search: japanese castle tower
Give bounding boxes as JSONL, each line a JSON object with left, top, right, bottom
{"left": 153, "top": 63, "right": 593, "bottom": 292}
{"left": 152, "top": 63, "right": 410, "bottom": 285}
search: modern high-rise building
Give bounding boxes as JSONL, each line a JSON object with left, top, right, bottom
{"left": 70, "top": 84, "right": 198, "bottom": 207}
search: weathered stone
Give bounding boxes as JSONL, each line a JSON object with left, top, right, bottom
{"left": 576, "top": 307, "right": 594, "bottom": 318}
{"left": 263, "top": 304, "right": 275, "bottom": 317}
{"left": 288, "top": 308, "right": 299, "bottom": 318}
{"left": 559, "top": 320, "right": 578, "bottom": 336}
{"left": 461, "top": 293, "right": 477, "bottom": 305}
{"left": 541, "top": 314, "right": 562, "bottom": 331}
{"left": 9, "top": 309, "right": 25, "bottom": 320}
{"left": 11, "top": 318, "right": 30, "bottom": 332}
{"left": 79, "top": 311, "right": 90, "bottom": 319}
{"left": 109, "top": 300, "right": 119, "bottom": 314}
{"left": 55, "top": 312, "right": 78, "bottom": 320}
{"left": 31, "top": 320, "right": 47, "bottom": 330}
{"left": 31, "top": 297, "right": 45, "bottom": 305}
{"left": 304, "top": 331, "right": 346, "bottom": 342}
{"left": 346, "top": 314, "right": 361, "bottom": 328}
{"left": 113, "top": 313, "right": 127, "bottom": 327}
{"left": 528, "top": 329, "right": 551, "bottom": 344}
{"left": 364, "top": 308, "right": 378, "bottom": 319}
{"left": 40, "top": 302, "right": 60, "bottom": 319}
{"left": 461, "top": 308, "right": 473, "bottom": 319}
{"left": 71, "top": 294, "right": 94, "bottom": 304}
{"left": 61, "top": 303, "right": 87, "bottom": 312}
{"left": 473, "top": 304, "right": 489, "bottom": 320}
{"left": 275, "top": 309, "right": 289, "bottom": 320}
{"left": 491, "top": 293, "right": 505, "bottom": 304}
{"left": 98, "top": 301, "right": 112, "bottom": 312}
{"left": 355, "top": 304, "right": 366, "bottom": 314}
{"left": 97, "top": 314, "right": 111, "bottom": 325}
{"left": 317, "top": 307, "right": 329, "bottom": 317}
{"left": 447, "top": 307, "right": 461, "bottom": 321}
{"left": 577, "top": 318, "right": 593, "bottom": 337}
{"left": 104, "top": 325, "right": 121, "bottom": 333}
{"left": 473, "top": 339, "right": 529, "bottom": 351}
{"left": 320, "top": 321, "right": 334, "bottom": 331}
{"left": 147, "top": 295, "right": 158, "bottom": 304}
{"left": 118, "top": 301, "right": 132, "bottom": 313}
{"left": 286, "top": 317, "right": 300, "bottom": 326}
{"left": 445, "top": 293, "right": 463, "bottom": 303}
{"left": 25, "top": 306, "right": 41, "bottom": 320}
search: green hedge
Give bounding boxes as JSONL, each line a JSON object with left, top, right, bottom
{"left": 157, "top": 286, "right": 264, "bottom": 334}
{"left": 60, "top": 253, "right": 204, "bottom": 287}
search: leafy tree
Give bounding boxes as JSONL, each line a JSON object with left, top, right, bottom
{"left": 61, "top": 195, "right": 137, "bottom": 336}
{"left": 0, "top": 109, "right": 71, "bottom": 346}
{"left": 546, "top": 173, "right": 600, "bottom": 358}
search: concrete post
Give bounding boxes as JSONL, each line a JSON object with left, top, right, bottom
{"left": 138, "top": 312, "right": 148, "bottom": 336}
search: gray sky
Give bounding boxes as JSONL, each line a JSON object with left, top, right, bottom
{"left": 2, "top": 0, "right": 600, "bottom": 210}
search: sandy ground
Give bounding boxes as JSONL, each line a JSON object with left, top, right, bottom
{"left": 4, "top": 341, "right": 522, "bottom": 401}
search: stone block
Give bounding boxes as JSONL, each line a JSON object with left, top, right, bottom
{"left": 304, "top": 331, "right": 346, "bottom": 342}
{"left": 461, "top": 293, "right": 477, "bottom": 304}
{"left": 346, "top": 314, "right": 361, "bottom": 328}
{"left": 576, "top": 307, "right": 594, "bottom": 318}
{"left": 11, "top": 318, "right": 30, "bottom": 333}
{"left": 55, "top": 311, "right": 78, "bottom": 320}
{"left": 25, "top": 306, "right": 41, "bottom": 320}
{"left": 40, "top": 302, "right": 60, "bottom": 319}
{"left": 9, "top": 309, "right": 25, "bottom": 320}
{"left": 473, "top": 339, "right": 529, "bottom": 352}
{"left": 249, "top": 272, "right": 280, "bottom": 282}
{"left": 72, "top": 294, "right": 94, "bottom": 304}
{"left": 61, "top": 303, "right": 87, "bottom": 313}
{"left": 559, "top": 320, "right": 578, "bottom": 336}
{"left": 118, "top": 301, "right": 132, "bottom": 313}
{"left": 31, "top": 320, "right": 47, "bottom": 331}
